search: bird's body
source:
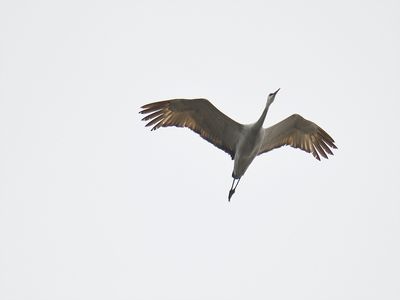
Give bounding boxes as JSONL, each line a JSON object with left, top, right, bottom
{"left": 233, "top": 122, "right": 264, "bottom": 178}
{"left": 140, "top": 89, "right": 337, "bottom": 200}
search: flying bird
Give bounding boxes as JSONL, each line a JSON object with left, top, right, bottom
{"left": 140, "top": 89, "right": 337, "bottom": 201}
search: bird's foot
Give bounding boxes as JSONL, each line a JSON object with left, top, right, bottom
{"left": 228, "top": 189, "right": 235, "bottom": 201}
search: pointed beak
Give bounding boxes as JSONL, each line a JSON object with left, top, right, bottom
{"left": 273, "top": 88, "right": 280, "bottom": 95}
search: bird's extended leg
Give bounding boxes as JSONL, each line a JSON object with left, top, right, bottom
{"left": 229, "top": 178, "right": 236, "bottom": 200}
{"left": 228, "top": 178, "right": 241, "bottom": 201}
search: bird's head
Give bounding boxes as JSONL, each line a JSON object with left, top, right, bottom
{"left": 267, "top": 88, "right": 280, "bottom": 106}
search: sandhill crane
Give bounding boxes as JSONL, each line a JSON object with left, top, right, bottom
{"left": 140, "top": 89, "right": 337, "bottom": 201}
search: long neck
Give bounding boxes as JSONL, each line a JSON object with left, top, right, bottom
{"left": 255, "top": 102, "right": 271, "bottom": 129}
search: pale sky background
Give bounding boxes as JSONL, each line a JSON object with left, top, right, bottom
{"left": 1, "top": 0, "right": 399, "bottom": 299}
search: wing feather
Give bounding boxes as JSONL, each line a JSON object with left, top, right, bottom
{"left": 258, "top": 114, "right": 337, "bottom": 160}
{"left": 140, "top": 99, "right": 244, "bottom": 159}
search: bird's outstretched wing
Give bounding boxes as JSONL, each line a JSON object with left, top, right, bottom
{"left": 258, "top": 114, "right": 337, "bottom": 160}
{"left": 140, "top": 99, "right": 244, "bottom": 159}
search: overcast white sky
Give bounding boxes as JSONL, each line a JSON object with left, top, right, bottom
{"left": 1, "top": 0, "right": 400, "bottom": 299}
